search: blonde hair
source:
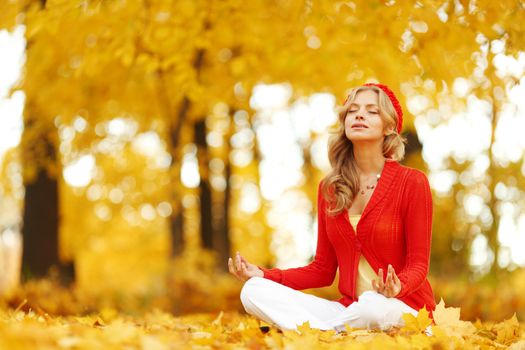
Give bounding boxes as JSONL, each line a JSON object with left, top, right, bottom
{"left": 321, "top": 85, "right": 407, "bottom": 216}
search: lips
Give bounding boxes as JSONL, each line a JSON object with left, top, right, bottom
{"left": 351, "top": 123, "right": 368, "bottom": 129}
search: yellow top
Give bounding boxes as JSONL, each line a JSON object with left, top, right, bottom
{"left": 349, "top": 214, "right": 378, "bottom": 298}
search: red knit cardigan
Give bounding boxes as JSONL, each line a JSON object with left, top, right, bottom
{"left": 258, "top": 160, "right": 436, "bottom": 319}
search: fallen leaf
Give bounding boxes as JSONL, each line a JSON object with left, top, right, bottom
{"left": 493, "top": 313, "right": 520, "bottom": 346}
{"left": 432, "top": 298, "right": 476, "bottom": 337}
{"left": 402, "top": 307, "right": 432, "bottom": 334}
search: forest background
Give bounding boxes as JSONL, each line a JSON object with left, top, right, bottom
{"left": 0, "top": 0, "right": 525, "bottom": 349}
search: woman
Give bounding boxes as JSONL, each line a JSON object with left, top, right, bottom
{"left": 228, "top": 83, "right": 436, "bottom": 334}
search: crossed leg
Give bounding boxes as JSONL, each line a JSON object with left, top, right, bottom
{"left": 240, "top": 276, "right": 345, "bottom": 331}
{"left": 327, "top": 290, "right": 419, "bottom": 332}
{"left": 240, "top": 277, "right": 430, "bottom": 334}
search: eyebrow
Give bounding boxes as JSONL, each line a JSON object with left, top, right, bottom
{"left": 349, "top": 103, "right": 379, "bottom": 107}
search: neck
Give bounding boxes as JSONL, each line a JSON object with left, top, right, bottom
{"left": 352, "top": 142, "right": 386, "bottom": 176}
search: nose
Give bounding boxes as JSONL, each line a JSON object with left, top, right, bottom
{"left": 355, "top": 114, "right": 364, "bottom": 120}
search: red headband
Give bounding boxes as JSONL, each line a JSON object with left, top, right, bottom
{"left": 342, "top": 83, "right": 403, "bottom": 134}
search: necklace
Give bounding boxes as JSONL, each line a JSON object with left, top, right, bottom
{"left": 359, "top": 173, "right": 381, "bottom": 195}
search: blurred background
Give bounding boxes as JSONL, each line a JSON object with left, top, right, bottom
{"left": 0, "top": 0, "right": 524, "bottom": 322}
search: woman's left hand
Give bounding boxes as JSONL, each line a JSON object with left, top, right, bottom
{"left": 372, "top": 264, "right": 401, "bottom": 298}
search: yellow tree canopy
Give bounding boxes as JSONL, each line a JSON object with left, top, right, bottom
{"left": 5, "top": 0, "right": 518, "bottom": 153}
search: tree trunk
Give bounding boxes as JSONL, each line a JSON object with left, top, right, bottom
{"left": 194, "top": 119, "right": 214, "bottom": 249}
{"left": 21, "top": 139, "right": 74, "bottom": 283}
{"left": 217, "top": 160, "right": 232, "bottom": 271}
{"left": 167, "top": 96, "right": 191, "bottom": 256}
{"left": 22, "top": 165, "right": 59, "bottom": 278}
{"left": 487, "top": 89, "right": 501, "bottom": 274}
{"left": 194, "top": 118, "right": 231, "bottom": 269}
{"left": 170, "top": 206, "right": 184, "bottom": 256}
{"left": 162, "top": 47, "right": 206, "bottom": 257}
{"left": 486, "top": 46, "right": 501, "bottom": 275}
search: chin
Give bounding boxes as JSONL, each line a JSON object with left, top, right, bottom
{"left": 346, "top": 133, "right": 383, "bottom": 143}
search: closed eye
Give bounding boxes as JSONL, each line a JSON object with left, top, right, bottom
{"left": 347, "top": 110, "right": 379, "bottom": 114}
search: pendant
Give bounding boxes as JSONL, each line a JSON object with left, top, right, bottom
{"left": 359, "top": 172, "right": 380, "bottom": 195}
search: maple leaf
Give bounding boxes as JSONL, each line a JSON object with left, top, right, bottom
{"left": 401, "top": 307, "right": 432, "bottom": 334}
{"left": 296, "top": 320, "right": 312, "bottom": 335}
{"left": 492, "top": 313, "right": 521, "bottom": 346}
{"left": 432, "top": 298, "right": 476, "bottom": 338}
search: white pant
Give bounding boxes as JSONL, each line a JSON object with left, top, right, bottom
{"left": 240, "top": 277, "right": 432, "bottom": 335}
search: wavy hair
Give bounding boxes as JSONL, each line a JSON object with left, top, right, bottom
{"left": 321, "top": 85, "right": 407, "bottom": 216}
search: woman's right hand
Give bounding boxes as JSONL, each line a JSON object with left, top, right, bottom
{"left": 228, "top": 251, "right": 264, "bottom": 281}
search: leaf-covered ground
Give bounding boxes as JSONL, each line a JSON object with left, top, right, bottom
{"left": 1, "top": 299, "right": 524, "bottom": 350}
{"left": 1, "top": 267, "right": 525, "bottom": 349}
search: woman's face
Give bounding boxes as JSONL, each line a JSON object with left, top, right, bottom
{"left": 344, "top": 89, "right": 389, "bottom": 143}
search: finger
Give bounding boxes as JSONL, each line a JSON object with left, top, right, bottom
{"left": 393, "top": 274, "right": 401, "bottom": 291}
{"left": 240, "top": 254, "right": 248, "bottom": 264}
{"left": 387, "top": 267, "right": 394, "bottom": 286}
{"left": 390, "top": 277, "right": 399, "bottom": 297}
{"left": 385, "top": 279, "right": 393, "bottom": 297}
{"left": 390, "top": 266, "right": 401, "bottom": 290}
{"left": 383, "top": 270, "right": 389, "bottom": 290}
{"left": 241, "top": 257, "right": 252, "bottom": 270}
{"left": 236, "top": 252, "right": 242, "bottom": 271}
{"left": 230, "top": 256, "right": 237, "bottom": 272}
{"left": 241, "top": 262, "right": 248, "bottom": 276}
{"left": 376, "top": 275, "right": 382, "bottom": 291}
{"left": 393, "top": 270, "right": 401, "bottom": 283}
{"left": 378, "top": 269, "right": 384, "bottom": 288}
{"left": 228, "top": 258, "right": 241, "bottom": 280}
{"left": 391, "top": 265, "right": 400, "bottom": 281}
{"left": 228, "top": 257, "right": 234, "bottom": 273}
{"left": 372, "top": 279, "right": 378, "bottom": 292}
{"left": 390, "top": 264, "right": 396, "bottom": 278}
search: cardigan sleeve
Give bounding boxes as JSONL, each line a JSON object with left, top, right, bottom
{"left": 256, "top": 181, "right": 338, "bottom": 290}
{"left": 396, "top": 170, "right": 433, "bottom": 298}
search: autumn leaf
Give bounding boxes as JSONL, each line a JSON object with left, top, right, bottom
{"left": 211, "top": 310, "right": 224, "bottom": 327}
{"left": 401, "top": 307, "right": 432, "bottom": 334}
{"left": 432, "top": 298, "right": 476, "bottom": 338}
{"left": 492, "top": 313, "right": 521, "bottom": 346}
{"left": 1, "top": 308, "right": 525, "bottom": 349}
{"left": 295, "top": 320, "right": 313, "bottom": 335}
{"left": 92, "top": 316, "right": 106, "bottom": 328}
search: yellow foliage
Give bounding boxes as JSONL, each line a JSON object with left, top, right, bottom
{"left": 401, "top": 307, "right": 432, "bottom": 334}
{"left": 493, "top": 314, "right": 521, "bottom": 346}
{"left": 1, "top": 272, "right": 525, "bottom": 349}
{"left": 0, "top": 305, "right": 524, "bottom": 349}
{"left": 433, "top": 298, "right": 477, "bottom": 338}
